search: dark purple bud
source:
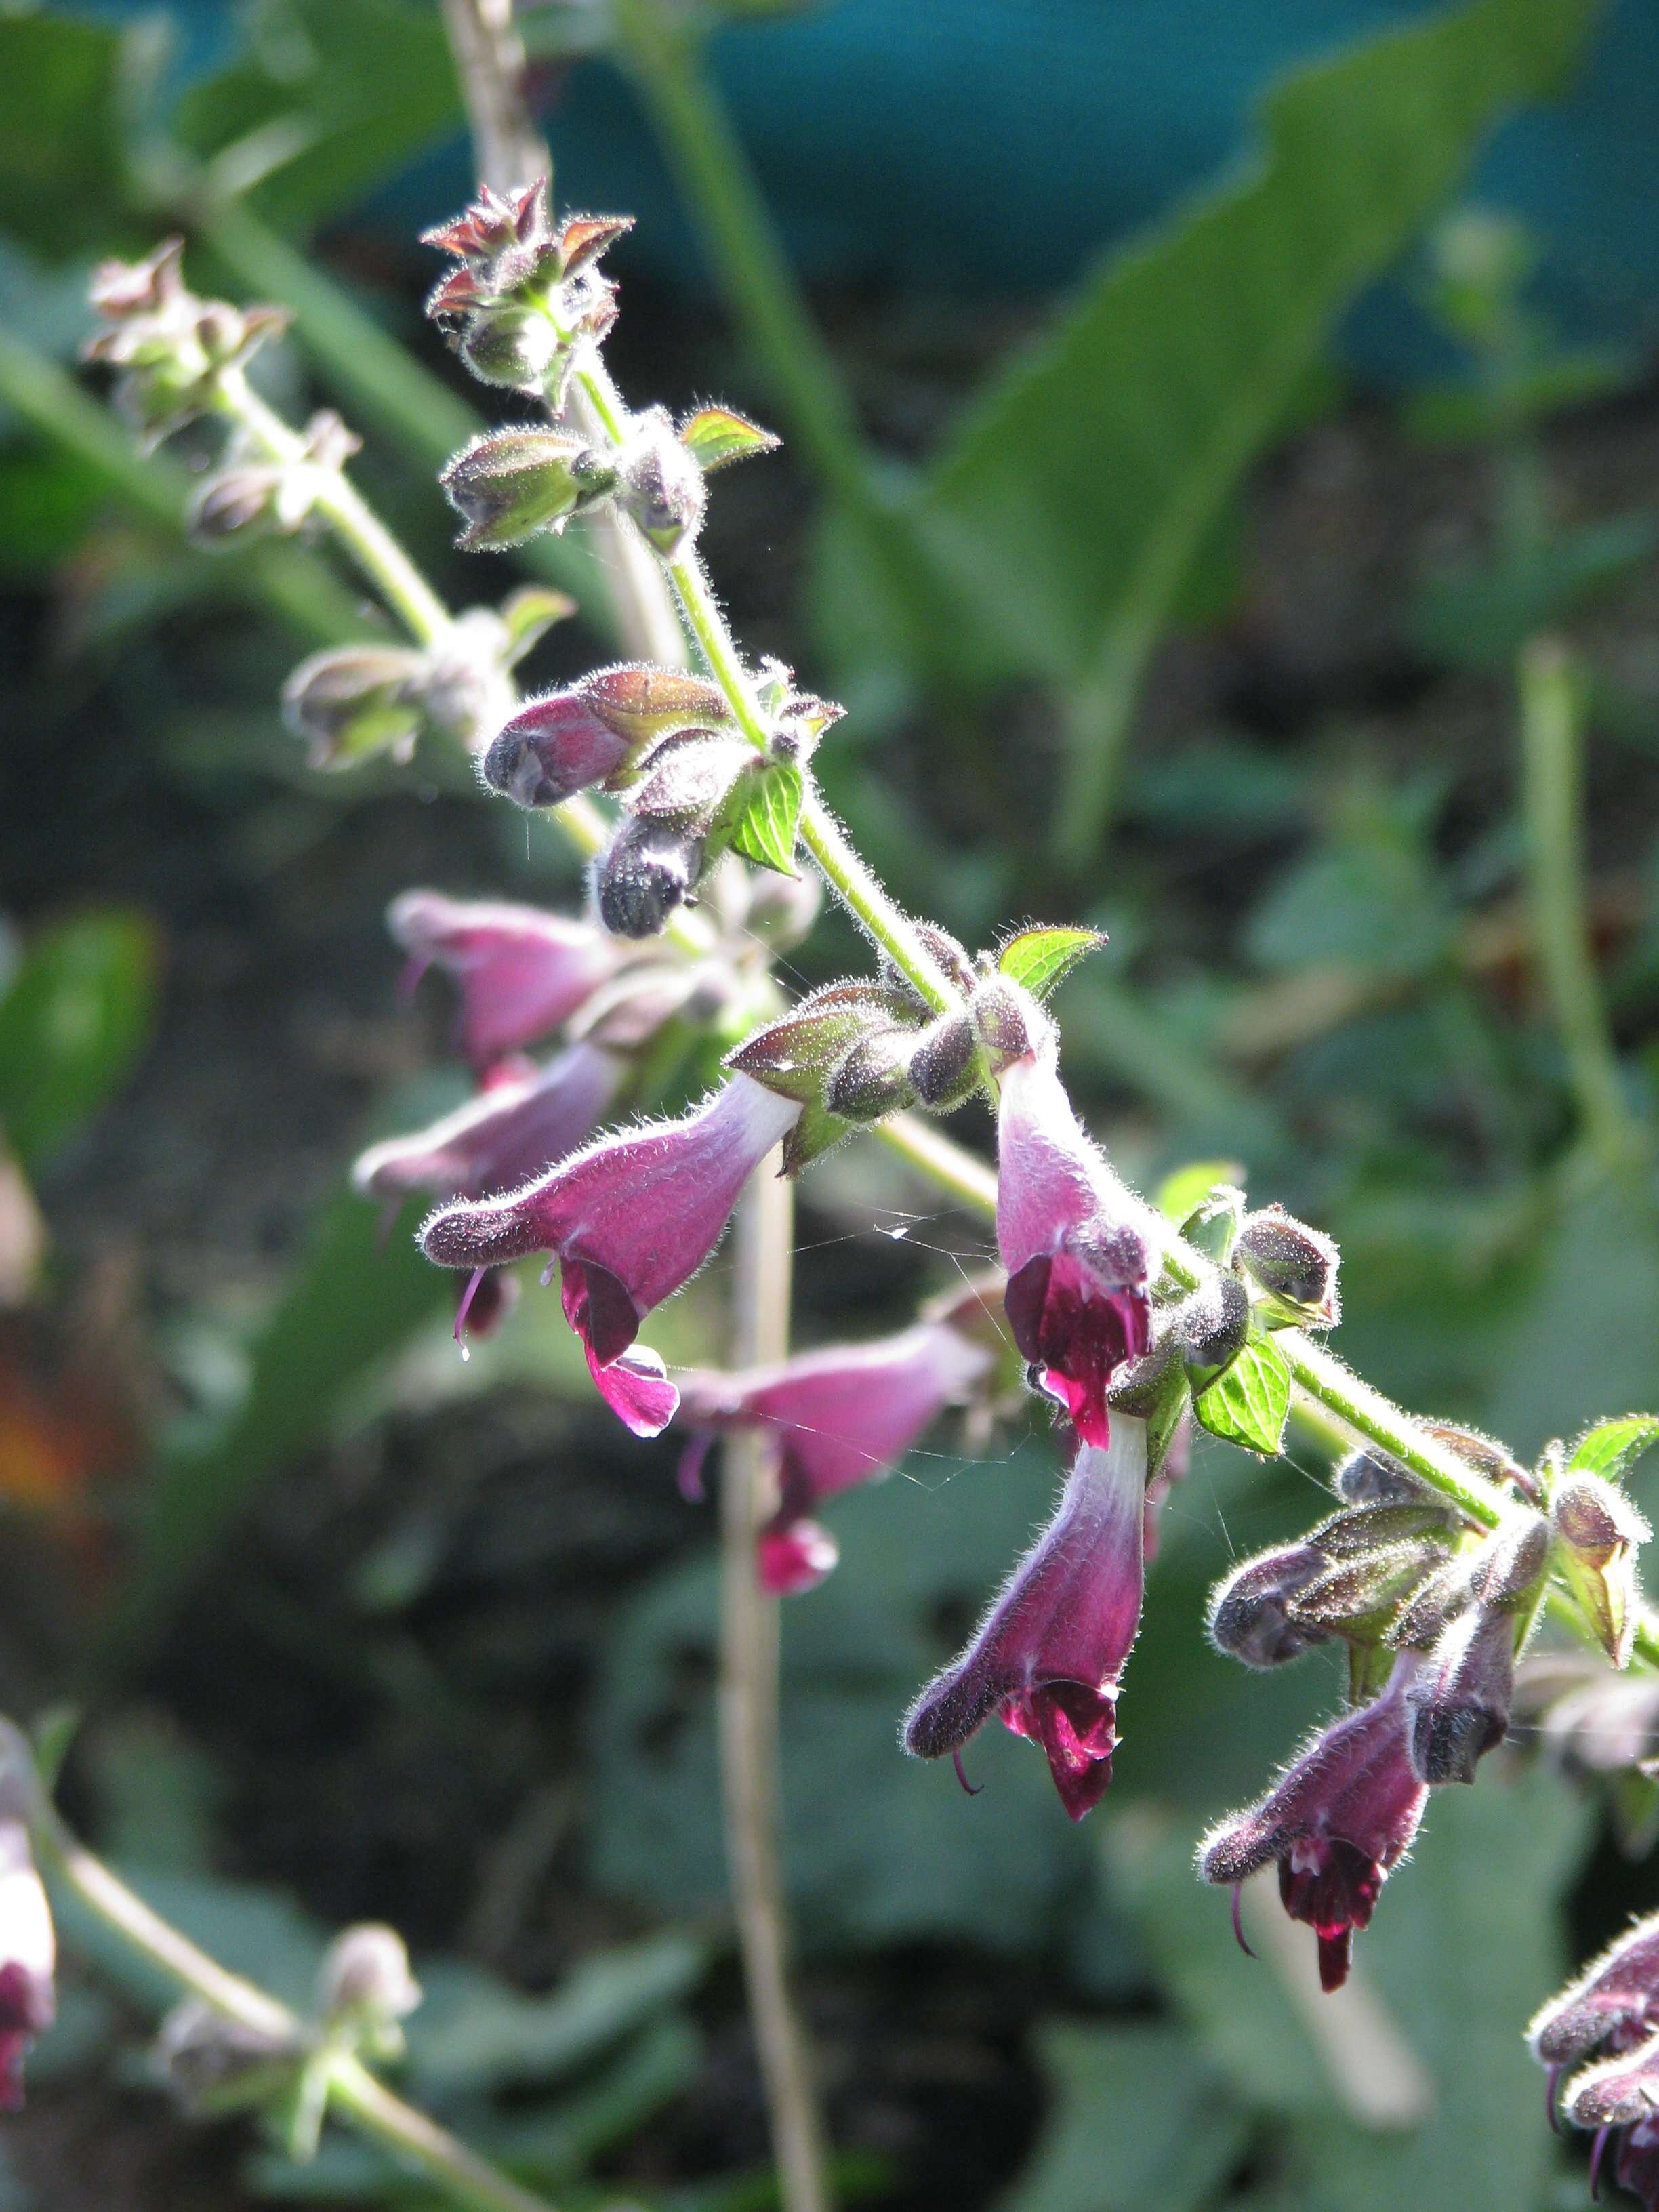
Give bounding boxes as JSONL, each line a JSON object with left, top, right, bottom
{"left": 1233, "top": 1204, "right": 1341, "bottom": 1328}
{"left": 1404, "top": 1605, "right": 1515, "bottom": 1785}
{"left": 1287, "top": 1544, "right": 1438, "bottom": 1639}
{"left": 615, "top": 408, "right": 706, "bottom": 555}
{"left": 1199, "top": 1655, "right": 1427, "bottom": 1992}
{"left": 1309, "top": 1502, "right": 1458, "bottom": 1558}
{"left": 908, "top": 1014, "right": 981, "bottom": 1111}
{"left": 596, "top": 818, "right": 705, "bottom": 939}
{"left": 1208, "top": 1542, "right": 1332, "bottom": 1667}
{"left": 904, "top": 1420, "right": 1149, "bottom": 1820}
{"left": 156, "top": 2000, "right": 298, "bottom": 2116}
{"left": 1173, "top": 1271, "right": 1251, "bottom": 1376}
{"left": 824, "top": 1033, "right": 918, "bottom": 1122}
{"left": 726, "top": 983, "right": 924, "bottom": 1106}
{"left": 1331, "top": 1444, "right": 1432, "bottom": 1508}
{"left": 483, "top": 689, "right": 635, "bottom": 808}
{"left": 1471, "top": 1512, "right": 1550, "bottom": 1607}
{"left": 1529, "top": 1914, "right": 1659, "bottom": 2070}
{"left": 1425, "top": 1419, "right": 1535, "bottom": 1498}
{"left": 441, "top": 429, "right": 616, "bottom": 551}
{"left": 626, "top": 731, "right": 753, "bottom": 828}
{"left": 188, "top": 465, "right": 283, "bottom": 544}
{"left": 881, "top": 924, "right": 975, "bottom": 998}
{"left": 971, "top": 975, "right": 1047, "bottom": 1075}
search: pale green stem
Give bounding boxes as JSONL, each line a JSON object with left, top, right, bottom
{"left": 720, "top": 1168, "right": 834, "bottom": 2212}
{"left": 1517, "top": 636, "right": 1638, "bottom": 1170}
{"left": 218, "top": 369, "right": 455, "bottom": 647}
{"left": 31, "top": 1805, "right": 559, "bottom": 2212}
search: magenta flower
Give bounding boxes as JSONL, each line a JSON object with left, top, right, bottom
{"left": 420, "top": 1075, "right": 799, "bottom": 1435}
{"left": 1561, "top": 2036, "right": 1659, "bottom": 2209}
{"left": 903, "top": 1416, "right": 1148, "bottom": 1820}
{"left": 1530, "top": 1915, "right": 1659, "bottom": 2087}
{"left": 389, "top": 890, "right": 620, "bottom": 1069}
{"left": 676, "top": 1320, "right": 993, "bottom": 1594}
{"left": 0, "top": 1819, "right": 53, "bottom": 2108}
{"left": 1199, "top": 1654, "right": 1428, "bottom": 1992}
{"left": 995, "top": 1042, "right": 1151, "bottom": 1447}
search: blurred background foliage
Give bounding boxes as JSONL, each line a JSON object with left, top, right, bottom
{"left": 2, "top": 0, "right": 1659, "bottom": 2205}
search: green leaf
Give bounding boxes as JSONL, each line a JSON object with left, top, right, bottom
{"left": 996, "top": 2019, "right": 1249, "bottom": 2212}
{"left": 1192, "top": 1332, "right": 1292, "bottom": 1456}
{"left": 100, "top": 1183, "right": 455, "bottom": 1673}
{"left": 722, "top": 761, "right": 803, "bottom": 877}
{"left": 1155, "top": 1160, "right": 1246, "bottom": 1227}
{"left": 0, "top": 909, "right": 159, "bottom": 1170}
{"left": 173, "top": 0, "right": 459, "bottom": 235}
{"left": 996, "top": 926, "right": 1105, "bottom": 1002}
{"left": 1408, "top": 514, "right": 1659, "bottom": 671}
{"left": 1568, "top": 1414, "right": 1659, "bottom": 1484}
{"left": 0, "top": 14, "right": 138, "bottom": 260}
{"left": 816, "top": 0, "right": 1601, "bottom": 849}
{"left": 679, "top": 405, "right": 781, "bottom": 473}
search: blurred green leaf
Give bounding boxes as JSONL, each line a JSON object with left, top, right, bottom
{"left": 996, "top": 928, "right": 1105, "bottom": 1003}
{"left": 1568, "top": 1412, "right": 1659, "bottom": 1483}
{"left": 1248, "top": 802, "right": 1452, "bottom": 982}
{"left": 1156, "top": 1160, "right": 1246, "bottom": 1227}
{"left": 0, "top": 908, "right": 159, "bottom": 1170}
{"left": 996, "top": 2018, "right": 1249, "bottom": 2212}
{"left": 173, "top": 0, "right": 460, "bottom": 234}
{"left": 1408, "top": 514, "right": 1659, "bottom": 671}
{"left": 0, "top": 14, "right": 136, "bottom": 261}
{"left": 104, "top": 1188, "right": 454, "bottom": 1672}
{"left": 1193, "top": 1334, "right": 1292, "bottom": 1456}
{"left": 1404, "top": 348, "right": 1636, "bottom": 443}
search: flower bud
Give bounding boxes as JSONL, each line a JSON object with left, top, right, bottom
{"left": 281, "top": 644, "right": 426, "bottom": 769}
{"left": 318, "top": 1923, "right": 421, "bottom": 2052}
{"left": 1288, "top": 1543, "right": 1439, "bottom": 1639}
{"left": 1233, "top": 1205, "right": 1340, "bottom": 1328}
{"left": 970, "top": 975, "right": 1047, "bottom": 1075}
{"left": 1331, "top": 1444, "right": 1431, "bottom": 1508}
{"left": 1404, "top": 1605, "right": 1515, "bottom": 1784}
{"left": 596, "top": 818, "right": 704, "bottom": 938}
{"left": 188, "top": 464, "right": 283, "bottom": 544}
{"left": 155, "top": 1999, "right": 298, "bottom": 2115}
{"left": 1208, "top": 1542, "right": 1332, "bottom": 1667}
{"left": 1551, "top": 1475, "right": 1650, "bottom": 1666}
{"left": 615, "top": 409, "right": 706, "bottom": 554}
{"left": 441, "top": 429, "right": 616, "bottom": 551}
{"left": 581, "top": 664, "right": 732, "bottom": 747}
{"left": 483, "top": 689, "right": 634, "bottom": 808}
{"left": 1309, "top": 1500, "right": 1458, "bottom": 1559}
{"left": 825, "top": 1033, "right": 918, "bottom": 1123}
{"left": 1172, "top": 1271, "right": 1251, "bottom": 1377}
{"left": 908, "top": 1014, "right": 981, "bottom": 1111}
{"left": 626, "top": 731, "right": 753, "bottom": 828}
{"left": 459, "top": 302, "right": 565, "bottom": 390}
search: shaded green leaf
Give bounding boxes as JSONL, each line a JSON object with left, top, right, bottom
{"left": 1192, "top": 1332, "right": 1292, "bottom": 1456}
{"left": 0, "top": 14, "right": 138, "bottom": 260}
{"left": 996, "top": 926, "right": 1105, "bottom": 1002}
{"left": 679, "top": 405, "right": 780, "bottom": 473}
{"left": 1568, "top": 1414, "right": 1659, "bottom": 1484}
{"left": 0, "top": 909, "right": 158, "bottom": 1170}
{"left": 1408, "top": 514, "right": 1659, "bottom": 671}
{"left": 722, "top": 761, "right": 802, "bottom": 877}
{"left": 997, "top": 2018, "right": 1249, "bottom": 2212}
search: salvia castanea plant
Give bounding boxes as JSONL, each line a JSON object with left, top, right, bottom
{"left": 9, "top": 164, "right": 1657, "bottom": 2212}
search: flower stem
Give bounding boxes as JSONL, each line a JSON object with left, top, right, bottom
{"left": 30, "top": 1803, "right": 559, "bottom": 2212}
{"left": 719, "top": 1166, "right": 834, "bottom": 2212}
{"left": 218, "top": 370, "right": 456, "bottom": 647}
{"left": 1517, "top": 635, "right": 1639, "bottom": 1172}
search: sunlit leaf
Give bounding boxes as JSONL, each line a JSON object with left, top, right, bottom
{"left": 1568, "top": 1414, "right": 1659, "bottom": 1484}
{"left": 722, "top": 762, "right": 802, "bottom": 877}
{"left": 1192, "top": 1332, "right": 1292, "bottom": 1456}
{"left": 996, "top": 926, "right": 1105, "bottom": 1002}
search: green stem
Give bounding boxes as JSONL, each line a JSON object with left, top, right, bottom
{"left": 1517, "top": 636, "right": 1638, "bottom": 1170}
{"left": 32, "top": 1806, "right": 558, "bottom": 2212}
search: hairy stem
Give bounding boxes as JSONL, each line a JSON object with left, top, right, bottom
{"left": 1517, "top": 635, "right": 1638, "bottom": 1170}
{"left": 720, "top": 1167, "right": 834, "bottom": 2212}
{"left": 32, "top": 1804, "right": 558, "bottom": 2212}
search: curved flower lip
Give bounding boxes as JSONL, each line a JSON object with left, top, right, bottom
{"left": 353, "top": 1042, "right": 623, "bottom": 1206}
{"left": 677, "top": 1321, "right": 991, "bottom": 1595}
{"left": 1563, "top": 2032, "right": 1659, "bottom": 2131}
{"left": 421, "top": 1076, "right": 799, "bottom": 1425}
{"left": 388, "top": 890, "right": 620, "bottom": 1068}
{"left": 1198, "top": 1653, "right": 1426, "bottom": 1992}
{"left": 1530, "top": 1914, "right": 1659, "bottom": 2070}
{"left": 994, "top": 1046, "right": 1151, "bottom": 1446}
{"left": 903, "top": 1418, "right": 1148, "bottom": 1821}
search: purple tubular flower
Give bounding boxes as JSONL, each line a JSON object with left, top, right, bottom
{"left": 353, "top": 1043, "right": 623, "bottom": 1208}
{"left": 0, "top": 1820, "right": 54, "bottom": 2108}
{"left": 482, "top": 689, "right": 634, "bottom": 809}
{"left": 995, "top": 1043, "right": 1151, "bottom": 1448}
{"left": 903, "top": 1417, "right": 1149, "bottom": 1820}
{"left": 1198, "top": 1654, "right": 1427, "bottom": 1992}
{"left": 1530, "top": 1916, "right": 1659, "bottom": 2074}
{"left": 388, "top": 890, "right": 619, "bottom": 1069}
{"left": 419, "top": 1075, "right": 800, "bottom": 1435}
{"left": 1563, "top": 2036, "right": 1659, "bottom": 2210}
{"left": 676, "top": 1321, "right": 993, "bottom": 1595}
